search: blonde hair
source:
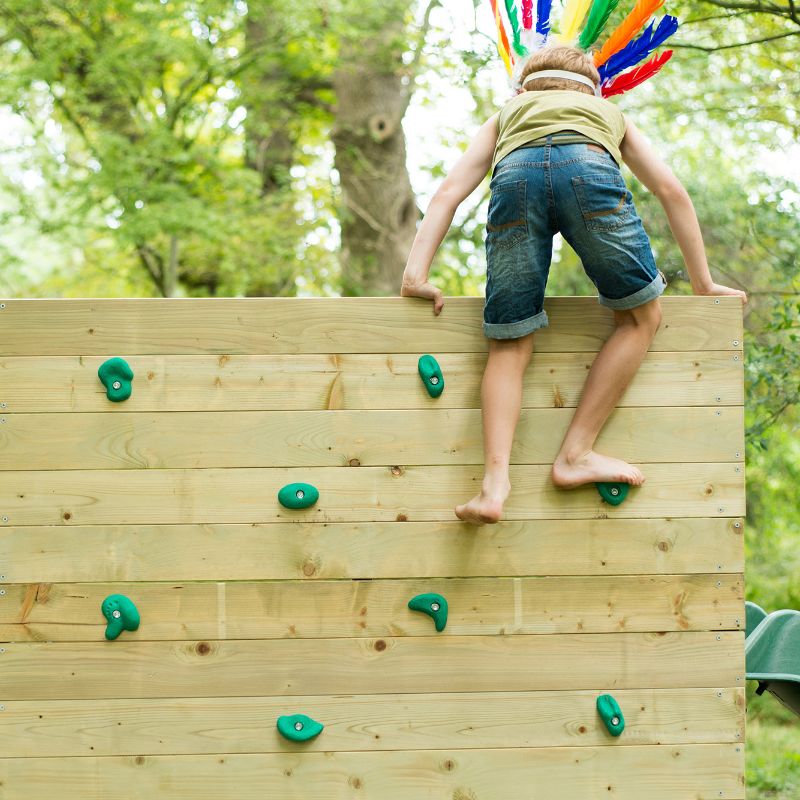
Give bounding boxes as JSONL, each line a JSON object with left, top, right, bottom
{"left": 519, "top": 45, "right": 600, "bottom": 96}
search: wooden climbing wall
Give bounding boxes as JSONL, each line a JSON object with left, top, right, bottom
{"left": 0, "top": 297, "right": 746, "bottom": 799}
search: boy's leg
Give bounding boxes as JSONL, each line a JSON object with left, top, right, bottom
{"left": 552, "top": 297, "right": 661, "bottom": 488}
{"left": 455, "top": 332, "right": 534, "bottom": 524}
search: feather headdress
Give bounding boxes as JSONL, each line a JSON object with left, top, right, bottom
{"left": 487, "top": 0, "right": 678, "bottom": 98}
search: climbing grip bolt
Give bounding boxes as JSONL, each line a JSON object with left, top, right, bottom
{"left": 278, "top": 482, "right": 319, "bottom": 509}
{"left": 277, "top": 713, "right": 324, "bottom": 742}
{"left": 98, "top": 357, "right": 134, "bottom": 402}
{"left": 418, "top": 355, "right": 445, "bottom": 398}
{"left": 101, "top": 594, "right": 140, "bottom": 640}
{"left": 408, "top": 592, "right": 448, "bottom": 632}
{"left": 596, "top": 482, "right": 629, "bottom": 506}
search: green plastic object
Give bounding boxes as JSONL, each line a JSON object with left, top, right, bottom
{"left": 101, "top": 594, "right": 140, "bottom": 640}
{"left": 596, "top": 482, "right": 629, "bottom": 506}
{"left": 277, "top": 713, "right": 324, "bottom": 742}
{"left": 278, "top": 482, "right": 319, "bottom": 509}
{"left": 408, "top": 592, "right": 448, "bottom": 632}
{"left": 746, "top": 608, "right": 800, "bottom": 717}
{"left": 745, "top": 601, "right": 768, "bottom": 638}
{"left": 596, "top": 694, "right": 625, "bottom": 736}
{"left": 418, "top": 354, "right": 444, "bottom": 398}
{"left": 98, "top": 357, "right": 134, "bottom": 402}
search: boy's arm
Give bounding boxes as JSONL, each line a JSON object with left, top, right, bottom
{"left": 401, "top": 113, "right": 500, "bottom": 312}
{"left": 620, "top": 121, "right": 747, "bottom": 302}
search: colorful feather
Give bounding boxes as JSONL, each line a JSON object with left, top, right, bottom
{"left": 490, "top": 0, "right": 514, "bottom": 76}
{"left": 599, "top": 15, "right": 678, "bottom": 81}
{"left": 535, "top": 0, "right": 552, "bottom": 35}
{"left": 522, "top": 0, "right": 534, "bottom": 28}
{"left": 601, "top": 49, "right": 673, "bottom": 97}
{"left": 578, "top": 0, "right": 620, "bottom": 49}
{"left": 594, "top": 0, "right": 665, "bottom": 67}
{"left": 560, "top": 0, "right": 593, "bottom": 41}
{"left": 504, "top": 0, "right": 529, "bottom": 56}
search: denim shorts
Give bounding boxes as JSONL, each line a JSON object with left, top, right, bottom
{"left": 484, "top": 137, "right": 666, "bottom": 339}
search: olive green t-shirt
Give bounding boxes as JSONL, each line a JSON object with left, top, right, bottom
{"left": 491, "top": 90, "right": 627, "bottom": 171}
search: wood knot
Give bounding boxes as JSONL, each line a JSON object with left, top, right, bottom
{"left": 348, "top": 776, "right": 363, "bottom": 789}
{"left": 390, "top": 466, "right": 404, "bottom": 476}
{"left": 196, "top": 641, "right": 212, "bottom": 656}
{"left": 349, "top": 458, "right": 361, "bottom": 467}
{"left": 302, "top": 561, "right": 317, "bottom": 577}
{"left": 443, "top": 759, "right": 456, "bottom": 772}
{"left": 396, "top": 513, "right": 408, "bottom": 522}
{"left": 703, "top": 484, "right": 714, "bottom": 496}
{"left": 578, "top": 725, "right": 587, "bottom": 734}
{"left": 657, "top": 540, "right": 671, "bottom": 552}
{"left": 134, "top": 756, "right": 145, "bottom": 765}
{"left": 62, "top": 511, "right": 71, "bottom": 521}
{"left": 374, "top": 639, "right": 387, "bottom": 652}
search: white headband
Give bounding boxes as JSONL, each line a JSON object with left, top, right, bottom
{"left": 522, "top": 70, "right": 601, "bottom": 97}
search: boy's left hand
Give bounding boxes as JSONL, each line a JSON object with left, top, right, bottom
{"left": 401, "top": 280, "right": 444, "bottom": 315}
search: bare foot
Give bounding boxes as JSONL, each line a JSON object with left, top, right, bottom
{"left": 551, "top": 450, "right": 645, "bottom": 490}
{"left": 455, "top": 477, "right": 511, "bottom": 525}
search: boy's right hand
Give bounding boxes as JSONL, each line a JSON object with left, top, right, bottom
{"left": 696, "top": 282, "right": 748, "bottom": 304}
{"left": 401, "top": 279, "right": 445, "bottom": 315}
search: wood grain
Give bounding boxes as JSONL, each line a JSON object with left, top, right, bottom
{"left": 3, "top": 632, "right": 745, "bottom": 701}
{"left": 0, "top": 518, "right": 745, "bottom": 583}
{"left": 0, "top": 296, "right": 744, "bottom": 355}
{"left": 0, "top": 351, "right": 743, "bottom": 412}
{"left": 0, "top": 688, "right": 744, "bottom": 756}
{"left": 0, "top": 745, "right": 745, "bottom": 799}
{"left": 0, "top": 575, "right": 744, "bottom": 642}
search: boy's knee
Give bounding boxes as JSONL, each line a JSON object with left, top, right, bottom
{"left": 614, "top": 300, "right": 661, "bottom": 337}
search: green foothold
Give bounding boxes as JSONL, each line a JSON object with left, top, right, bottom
{"left": 101, "top": 594, "right": 140, "bottom": 641}
{"left": 408, "top": 592, "right": 448, "bottom": 632}
{"left": 596, "top": 482, "right": 629, "bottom": 506}
{"left": 278, "top": 482, "right": 319, "bottom": 509}
{"left": 418, "top": 354, "right": 444, "bottom": 398}
{"left": 98, "top": 357, "right": 134, "bottom": 402}
{"left": 596, "top": 694, "right": 625, "bottom": 737}
{"left": 277, "top": 713, "right": 324, "bottom": 742}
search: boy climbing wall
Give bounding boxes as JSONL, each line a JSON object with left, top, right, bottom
{"left": 400, "top": 43, "right": 746, "bottom": 525}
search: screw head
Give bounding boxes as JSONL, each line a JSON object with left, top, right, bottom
{"left": 295, "top": 490, "right": 305, "bottom": 499}
{"left": 611, "top": 716, "right": 620, "bottom": 726}
{"left": 0, "top": 303, "right": 5, "bottom": 309}
{"left": 294, "top": 721, "right": 303, "bottom": 731}
{"left": 429, "top": 376, "right": 439, "bottom": 385}
{"left": 0, "top": 403, "right": 5, "bottom": 408}
{"left": 714, "top": 299, "right": 720, "bottom": 304}
{"left": 715, "top": 396, "right": 722, "bottom": 402}
{"left": 431, "top": 602, "right": 440, "bottom": 612}
{"left": 112, "top": 609, "right": 121, "bottom": 619}
{"left": 734, "top": 522, "right": 741, "bottom": 529}
{"left": 716, "top": 635, "right": 721, "bottom": 640}
{"left": 733, "top": 340, "right": 739, "bottom": 346}
{"left": 1, "top": 517, "right": 7, "bottom": 523}
{"left": 610, "top": 487, "right": 620, "bottom": 496}
{"left": 0, "top": 590, "right": 5, "bottom": 596}
{"left": 733, "top": 355, "right": 739, "bottom": 361}
{"left": 112, "top": 380, "right": 122, "bottom": 390}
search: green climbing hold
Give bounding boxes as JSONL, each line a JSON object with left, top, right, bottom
{"left": 418, "top": 354, "right": 444, "bottom": 398}
{"left": 277, "top": 713, "right": 324, "bottom": 742}
{"left": 278, "top": 482, "right": 319, "bottom": 509}
{"left": 745, "top": 600, "right": 768, "bottom": 639}
{"left": 408, "top": 592, "right": 448, "bottom": 632}
{"left": 596, "top": 694, "right": 625, "bottom": 736}
{"left": 98, "top": 357, "right": 134, "bottom": 402}
{"left": 101, "top": 594, "right": 140, "bottom": 641}
{"left": 596, "top": 482, "right": 629, "bottom": 506}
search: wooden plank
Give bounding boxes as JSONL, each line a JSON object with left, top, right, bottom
{"left": 0, "top": 744, "right": 745, "bottom": 799}
{"left": 0, "top": 351, "right": 744, "bottom": 413}
{"left": 0, "top": 688, "right": 744, "bottom": 757}
{"left": 2, "top": 631, "right": 745, "bottom": 700}
{"left": 0, "top": 518, "right": 745, "bottom": 583}
{"left": 0, "top": 296, "right": 743, "bottom": 355}
{"left": 0, "top": 463, "right": 745, "bottom": 526}
{"left": 0, "top": 407, "right": 745, "bottom": 471}
{"left": 0, "top": 575, "right": 744, "bottom": 642}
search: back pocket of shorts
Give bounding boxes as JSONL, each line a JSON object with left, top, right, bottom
{"left": 486, "top": 180, "right": 527, "bottom": 250}
{"left": 572, "top": 173, "right": 632, "bottom": 232}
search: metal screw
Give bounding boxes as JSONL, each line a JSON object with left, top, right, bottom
{"left": 715, "top": 396, "right": 722, "bottom": 402}
{"left": 716, "top": 635, "right": 721, "bottom": 641}
{"left": 0, "top": 403, "right": 5, "bottom": 408}
{"left": 715, "top": 411, "right": 721, "bottom": 416}
{"left": 112, "top": 609, "right": 121, "bottom": 619}
{"left": 717, "top": 691, "right": 722, "bottom": 697}
{"left": 0, "top": 590, "right": 5, "bottom": 596}
{"left": 429, "top": 376, "right": 439, "bottom": 385}
{"left": 716, "top": 581, "right": 722, "bottom": 587}
{"left": 294, "top": 721, "right": 303, "bottom": 731}
{"left": 0, "top": 705, "right": 4, "bottom": 711}
{"left": 735, "top": 619, "right": 740, "bottom": 626}
{"left": 717, "top": 564, "right": 722, "bottom": 570}
{"left": 112, "top": 381, "right": 121, "bottom": 390}
{"left": 718, "top": 507, "right": 725, "bottom": 513}
{"left": 733, "top": 340, "right": 739, "bottom": 346}
{"left": 611, "top": 716, "right": 620, "bottom": 726}
{"left": 0, "top": 303, "right": 5, "bottom": 309}
{"left": 735, "top": 467, "right": 740, "bottom": 473}
{"left": 296, "top": 490, "right": 305, "bottom": 499}
{"left": 1, "top": 517, "right": 7, "bottom": 523}
{"left": 610, "top": 487, "right": 620, "bottom": 496}
{"left": 0, "top": 648, "right": 5, "bottom": 653}
{"left": 734, "top": 522, "right": 741, "bottom": 529}
{"left": 733, "top": 355, "right": 739, "bottom": 361}
{"left": 735, "top": 452, "right": 740, "bottom": 458}
{"left": 0, "top": 419, "right": 5, "bottom": 424}
{"left": 736, "top": 676, "right": 741, "bottom": 681}
{"left": 714, "top": 299, "right": 720, "bottom": 304}
{"left": 431, "top": 602, "right": 440, "bottom": 612}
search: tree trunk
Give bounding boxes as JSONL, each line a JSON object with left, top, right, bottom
{"left": 331, "top": 37, "right": 420, "bottom": 296}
